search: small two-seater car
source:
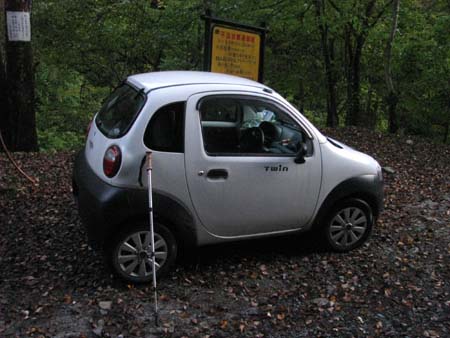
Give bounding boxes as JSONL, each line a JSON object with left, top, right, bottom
{"left": 73, "top": 71, "right": 383, "bottom": 283}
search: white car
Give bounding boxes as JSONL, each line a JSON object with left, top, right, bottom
{"left": 73, "top": 71, "right": 383, "bottom": 283}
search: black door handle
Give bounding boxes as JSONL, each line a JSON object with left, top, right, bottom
{"left": 207, "top": 169, "right": 228, "bottom": 179}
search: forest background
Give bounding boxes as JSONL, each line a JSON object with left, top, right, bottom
{"left": 1, "top": 0, "right": 449, "bottom": 151}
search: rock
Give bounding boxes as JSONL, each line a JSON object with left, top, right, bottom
{"left": 382, "top": 166, "right": 396, "bottom": 174}
{"left": 312, "top": 298, "right": 328, "bottom": 307}
{"left": 406, "top": 139, "right": 413, "bottom": 145}
{"left": 422, "top": 200, "right": 438, "bottom": 208}
{"left": 92, "top": 319, "right": 105, "bottom": 337}
{"left": 92, "top": 327, "right": 103, "bottom": 337}
{"left": 199, "top": 321, "right": 209, "bottom": 329}
{"left": 53, "top": 332, "right": 81, "bottom": 338}
{"left": 98, "top": 301, "right": 112, "bottom": 310}
{"left": 326, "top": 285, "right": 337, "bottom": 295}
{"left": 242, "top": 307, "right": 259, "bottom": 316}
{"left": 414, "top": 223, "right": 426, "bottom": 232}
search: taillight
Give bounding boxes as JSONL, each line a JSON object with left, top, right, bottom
{"left": 103, "top": 145, "right": 122, "bottom": 178}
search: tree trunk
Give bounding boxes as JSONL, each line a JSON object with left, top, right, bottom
{"left": 444, "top": 96, "right": 449, "bottom": 143}
{"left": 387, "top": 92, "right": 399, "bottom": 133}
{"left": 384, "top": 0, "right": 401, "bottom": 134}
{"left": 344, "top": 0, "right": 380, "bottom": 127}
{"left": 296, "top": 78, "right": 305, "bottom": 113}
{"left": 0, "top": 50, "right": 7, "bottom": 133}
{"left": 365, "top": 78, "right": 376, "bottom": 129}
{"left": 0, "top": 0, "right": 8, "bottom": 137}
{"left": 325, "top": 38, "right": 338, "bottom": 127}
{"left": 344, "top": 27, "right": 352, "bottom": 125}
{"left": 314, "top": 0, "right": 338, "bottom": 127}
{"left": 346, "top": 34, "right": 364, "bottom": 127}
{"left": 2, "top": 0, "right": 38, "bottom": 152}
{"left": 444, "top": 120, "right": 449, "bottom": 144}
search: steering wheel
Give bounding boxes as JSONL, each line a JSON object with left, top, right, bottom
{"left": 259, "top": 121, "right": 282, "bottom": 146}
{"left": 240, "top": 127, "right": 265, "bottom": 153}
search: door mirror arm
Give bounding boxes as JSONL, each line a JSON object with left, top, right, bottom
{"left": 294, "top": 143, "right": 308, "bottom": 164}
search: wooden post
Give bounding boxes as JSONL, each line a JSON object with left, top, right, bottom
{"left": 2, "top": 0, "right": 38, "bottom": 152}
{"left": 202, "top": 8, "right": 212, "bottom": 72}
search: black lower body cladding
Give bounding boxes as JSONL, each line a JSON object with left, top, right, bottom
{"left": 72, "top": 151, "right": 196, "bottom": 249}
{"left": 313, "top": 174, "right": 384, "bottom": 229}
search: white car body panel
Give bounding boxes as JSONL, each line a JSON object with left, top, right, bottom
{"left": 184, "top": 91, "right": 323, "bottom": 238}
{"left": 81, "top": 71, "right": 381, "bottom": 246}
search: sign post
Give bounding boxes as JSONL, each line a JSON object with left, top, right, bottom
{"left": 202, "top": 11, "right": 267, "bottom": 83}
{"left": 2, "top": 0, "right": 38, "bottom": 152}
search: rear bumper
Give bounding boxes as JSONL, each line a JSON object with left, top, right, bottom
{"left": 72, "top": 150, "right": 131, "bottom": 247}
{"left": 73, "top": 151, "right": 197, "bottom": 249}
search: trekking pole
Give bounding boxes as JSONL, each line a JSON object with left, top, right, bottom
{"left": 146, "top": 151, "right": 159, "bottom": 326}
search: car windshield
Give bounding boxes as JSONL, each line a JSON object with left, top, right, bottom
{"left": 95, "top": 83, "right": 146, "bottom": 138}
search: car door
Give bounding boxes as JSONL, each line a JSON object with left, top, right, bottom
{"left": 185, "top": 92, "right": 322, "bottom": 237}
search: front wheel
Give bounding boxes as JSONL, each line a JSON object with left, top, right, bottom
{"left": 109, "top": 222, "right": 177, "bottom": 283}
{"left": 323, "top": 198, "right": 373, "bottom": 252}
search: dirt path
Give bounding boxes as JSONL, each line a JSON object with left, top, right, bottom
{"left": 1, "top": 127, "right": 449, "bottom": 337}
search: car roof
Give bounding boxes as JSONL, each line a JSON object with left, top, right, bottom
{"left": 127, "top": 71, "right": 270, "bottom": 92}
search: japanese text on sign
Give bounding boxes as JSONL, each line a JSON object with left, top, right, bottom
{"left": 211, "top": 26, "right": 261, "bottom": 81}
{"left": 6, "top": 11, "right": 31, "bottom": 42}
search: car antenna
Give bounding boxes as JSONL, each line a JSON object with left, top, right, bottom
{"left": 146, "top": 151, "right": 160, "bottom": 326}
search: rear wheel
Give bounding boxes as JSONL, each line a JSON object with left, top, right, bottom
{"left": 323, "top": 198, "right": 373, "bottom": 252}
{"left": 109, "top": 222, "right": 177, "bottom": 283}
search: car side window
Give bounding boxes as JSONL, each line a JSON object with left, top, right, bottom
{"left": 144, "top": 101, "right": 185, "bottom": 153}
{"left": 199, "top": 96, "right": 306, "bottom": 156}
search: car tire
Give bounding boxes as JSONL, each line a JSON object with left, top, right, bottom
{"left": 109, "top": 222, "right": 177, "bottom": 283}
{"left": 323, "top": 198, "right": 373, "bottom": 252}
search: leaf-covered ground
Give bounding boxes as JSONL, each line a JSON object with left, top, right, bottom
{"left": 1, "top": 127, "right": 449, "bottom": 338}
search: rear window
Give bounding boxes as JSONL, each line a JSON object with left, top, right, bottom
{"left": 95, "top": 83, "right": 146, "bottom": 138}
{"left": 143, "top": 102, "right": 185, "bottom": 153}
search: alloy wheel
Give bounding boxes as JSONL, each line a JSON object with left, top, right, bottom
{"left": 328, "top": 207, "right": 368, "bottom": 248}
{"left": 116, "top": 231, "right": 168, "bottom": 278}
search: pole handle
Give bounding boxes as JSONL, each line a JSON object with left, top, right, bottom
{"left": 146, "top": 151, "right": 153, "bottom": 171}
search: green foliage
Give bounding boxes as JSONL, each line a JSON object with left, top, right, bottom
{"left": 393, "top": 3, "right": 450, "bottom": 140}
{"left": 31, "top": 0, "right": 450, "bottom": 150}
{"left": 34, "top": 61, "right": 109, "bottom": 151}
{"left": 38, "top": 129, "right": 85, "bottom": 152}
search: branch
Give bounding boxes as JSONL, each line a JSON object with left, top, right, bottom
{"left": 299, "top": 3, "right": 313, "bottom": 18}
{"left": 362, "top": 0, "right": 377, "bottom": 30}
{"left": 425, "top": 0, "right": 438, "bottom": 11}
{"left": 326, "top": 0, "right": 342, "bottom": 14}
{"left": 0, "top": 131, "right": 38, "bottom": 186}
{"left": 369, "top": 0, "right": 394, "bottom": 28}
{"left": 257, "top": 0, "right": 290, "bottom": 11}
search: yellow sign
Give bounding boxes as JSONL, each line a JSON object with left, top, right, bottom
{"left": 211, "top": 26, "right": 261, "bottom": 81}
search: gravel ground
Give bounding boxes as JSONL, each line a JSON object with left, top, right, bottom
{"left": 0, "top": 127, "right": 449, "bottom": 338}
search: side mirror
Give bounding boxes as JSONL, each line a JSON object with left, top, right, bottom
{"left": 294, "top": 142, "right": 308, "bottom": 164}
